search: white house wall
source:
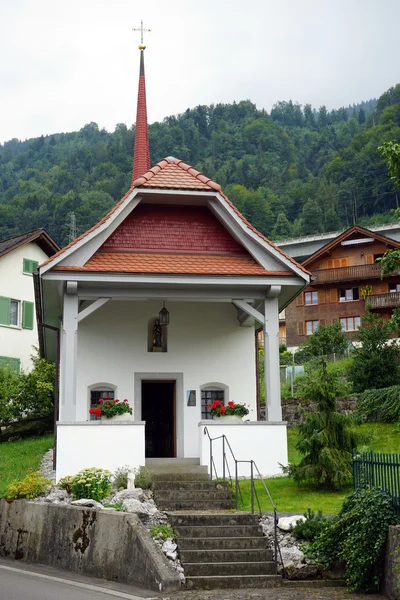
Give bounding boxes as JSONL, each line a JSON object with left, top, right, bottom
{"left": 0, "top": 243, "right": 49, "bottom": 371}
{"left": 71, "top": 300, "right": 257, "bottom": 458}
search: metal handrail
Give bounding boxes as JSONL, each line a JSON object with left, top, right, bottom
{"left": 203, "top": 426, "right": 286, "bottom": 577}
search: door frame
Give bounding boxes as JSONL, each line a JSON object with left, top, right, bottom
{"left": 134, "top": 373, "right": 184, "bottom": 458}
{"left": 141, "top": 379, "right": 176, "bottom": 458}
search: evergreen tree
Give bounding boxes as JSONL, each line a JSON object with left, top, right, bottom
{"left": 358, "top": 107, "right": 366, "bottom": 124}
{"left": 271, "top": 212, "right": 293, "bottom": 239}
{"left": 283, "top": 361, "right": 364, "bottom": 490}
{"left": 300, "top": 198, "right": 324, "bottom": 235}
{"left": 325, "top": 207, "right": 342, "bottom": 231}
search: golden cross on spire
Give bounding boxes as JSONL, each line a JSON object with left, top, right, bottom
{"left": 132, "top": 20, "right": 151, "bottom": 49}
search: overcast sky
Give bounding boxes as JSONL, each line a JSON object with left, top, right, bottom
{"left": 0, "top": 0, "right": 399, "bottom": 144}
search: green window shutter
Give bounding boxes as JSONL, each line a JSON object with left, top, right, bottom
{"left": 23, "top": 259, "right": 39, "bottom": 274}
{"left": 0, "top": 297, "right": 11, "bottom": 326}
{"left": 0, "top": 356, "right": 20, "bottom": 373}
{"left": 22, "top": 301, "right": 34, "bottom": 329}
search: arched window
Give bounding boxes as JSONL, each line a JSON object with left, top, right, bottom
{"left": 200, "top": 383, "right": 229, "bottom": 420}
{"left": 88, "top": 383, "right": 116, "bottom": 421}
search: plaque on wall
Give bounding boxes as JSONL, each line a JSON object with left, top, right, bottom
{"left": 187, "top": 390, "right": 196, "bottom": 406}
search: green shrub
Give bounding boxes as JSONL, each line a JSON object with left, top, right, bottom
{"left": 113, "top": 466, "right": 132, "bottom": 490}
{"left": 5, "top": 470, "right": 52, "bottom": 501}
{"left": 357, "top": 385, "right": 400, "bottom": 423}
{"left": 149, "top": 524, "right": 176, "bottom": 540}
{"left": 291, "top": 508, "right": 327, "bottom": 541}
{"left": 134, "top": 467, "right": 153, "bottom": 489}
{"left": 58, "top": 475, "right": 75, "bottom": 494}
{"left": 306, "top": 486, "right": 397, "bottom": 592}
{"left": 71, "top": 467, "right": 112, "bottom": 501}
{"left": 104, "top": 502, "right": 123, "bottom": 511}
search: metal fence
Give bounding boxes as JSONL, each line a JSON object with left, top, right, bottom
{"left": 352, "top": 450, "right": 400, "bottom": 514}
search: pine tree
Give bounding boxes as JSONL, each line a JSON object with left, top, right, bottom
{"left": 300, "top": 198, "right": 323, "bottom": 235}
{"left": 358, "top": 108, "right": 366, "bottom": 124}
{"left": 271, "top": 212, "right": 292, "bottom": 239}
{"left": 284, "top": 361, "right": 364, "bottom": 490}
{"left": 325, "top": 207, "right": 342, "bottom": 231}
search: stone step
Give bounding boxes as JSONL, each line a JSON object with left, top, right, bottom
{"left": 146, "top": 458, "right": 200, "bottom": 466}
{"left": 184, "top": 561, "right": 275, "bottom": 577}
{"left": 167, "top": 512, "right": 258, "bottom": 527}
{"left": 180, "top": 548, "right": 273, "bottom": 564}
{"left": 157, "top": 499, "right": 234, "bottom": 511}
{"left": 152, "top": 480, "right": 231, "bottom": 491}
{"left": 185, "top": 574, "right": 282, "bottom": 590}
{"left": 173, "top": 525, "right": 263, "bottom": 538}
{"left": 151, "top": 471, "right": 209, "bottom": 481}
{"left": 154, "top": 489, "right": 232, "bottom": 501}
{"left": 178, "top": 536, "right": 269, "bottom": 550}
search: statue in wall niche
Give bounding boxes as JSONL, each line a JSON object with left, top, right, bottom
{"left": 152, "top": 319, "right": 162, "bottom": 348}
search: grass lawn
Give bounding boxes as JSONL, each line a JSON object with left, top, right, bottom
{"left": 239, "top": 422, "right": 400, "bottom": 515}
{"left": 0, "top": 435, "right": 54, "bottom": 497}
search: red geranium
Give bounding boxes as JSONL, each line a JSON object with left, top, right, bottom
{"left": 98, "top": 399, "right": 103, "bottom": 403}
{"left": 95, "top": 407, "right": 102, "bottom": 417}
{"left": 89, "top": 408, "right": 95, "bottom": 415}
{"left": 219, "top": 406, "right": 226, "bottom": 414}
{"left": 123, "top": 399, "right": 128, "bottom": 403}
{"left": 228, "top": 401, "right": 235, "bottom": 408}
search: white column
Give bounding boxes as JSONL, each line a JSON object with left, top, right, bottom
{"left": 264, "top": 289, "right": 282, "bottom": 422}
{"left": 60, "top": 282, "right": 78, "bottom": 421}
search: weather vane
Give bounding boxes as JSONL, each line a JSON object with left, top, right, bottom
{"left": 132, "top": 20, "right": 151, "bottom": 49}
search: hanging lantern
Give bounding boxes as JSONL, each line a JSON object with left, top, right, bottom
{"left": 159, "top": 301, "right": 170, "bottom": 326}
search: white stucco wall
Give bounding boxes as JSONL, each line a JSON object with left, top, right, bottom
{"left": 198, "top": 420, "right": 288, "bottom": 478}
{"left": 0, "top": 242, "right": 48, "bottom": 371}
{"left": 67, "top": 300, "right": 258, "bottom": 459}
{"left": 56, "top": 421, "right": 145, "bottom": 480}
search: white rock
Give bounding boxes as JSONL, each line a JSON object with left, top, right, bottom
{"left": 110, "top": 489, "right": 144, "bottom": 504}
{"left": 277, "top": 515, "right": 305, "bottom": 531}
{"left": 71, "top": 499, "right": 103, "bottom": 509}
{"left": 162, "top": 539, "right": 177, "bottom": 554}
{"left": 166, "top": 551, "right": 177, "bottom": 561}
{"left": 121, "top": 498, "right": 158, "bottom": 516}
{"left": 279, "top": 545, "right": 305, "bottom": 565}
{"left": 44, "top": 489, "right": 71, "bottom": 504}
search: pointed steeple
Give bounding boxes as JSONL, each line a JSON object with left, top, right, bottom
{"left": 132, "top": 31, "right": 151, "bottom": 185}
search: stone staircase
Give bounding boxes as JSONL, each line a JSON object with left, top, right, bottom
{"left": 147, "top": 458, "right": 281, "bottom": 590}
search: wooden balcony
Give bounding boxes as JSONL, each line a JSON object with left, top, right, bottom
{"left": 312, "top": 263, "right": 383, "bottom": 284}
{"left": 366, "top": 292, "right": 400, "bottom": 310}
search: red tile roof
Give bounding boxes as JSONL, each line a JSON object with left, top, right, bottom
{"left": 52, "top": 252, "right": 292, "bottom": 276}
{"left": 40, "top": 157, "right": 309, "bottom": 277}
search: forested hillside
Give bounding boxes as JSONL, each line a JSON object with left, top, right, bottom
{"left": 1, "top": 85, "right": 400, "bottom": 246}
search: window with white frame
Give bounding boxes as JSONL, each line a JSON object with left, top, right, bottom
{"left": 305, "top": 320, "right": 319, "bottom": 335}
{"left": 339, "top": 287, "right": 359, "bottom": 302}
{"left": 305, "top": 291, "right": 318, "bottom": 305}
{"left": 10, "top": 300, "right": 20, "bottom": 327}
{"left": 340, "top": 316, "right": 361, "bottom": 332}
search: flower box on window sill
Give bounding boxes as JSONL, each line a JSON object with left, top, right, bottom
{"left": 212, "top": 415, "right": 243, "bottom": 423}
{"left": 101, "top": 413, "right": 135, "bottom": 422}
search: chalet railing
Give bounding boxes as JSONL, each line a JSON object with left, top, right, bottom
{"left": 312, "top": 263, "right": 383, "bottom": 284}
{"left": 365, "top": 291, "right": 400, "bottom": 309}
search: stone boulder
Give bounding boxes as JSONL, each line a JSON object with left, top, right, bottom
{"left": 71, "top": 498, "right": 104, "bottom": 509}
{"left": 42, "top": 489, "right": 71, "bottom": 504}
{"left": 277, "top": 515, "right": 305, "bottom": 531}
{"left": 109, "top": 488, "right": 145, "bottom": 504}
{"left": 122, "top": 498, "right": 158, "bottom": 516}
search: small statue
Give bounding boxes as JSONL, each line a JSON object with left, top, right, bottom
{"left": 152, "top": 319, "right": 162, "bottom": 347}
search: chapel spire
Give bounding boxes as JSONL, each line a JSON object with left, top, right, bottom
{"left": 132, "top": 21, "right": 151, "bottom": 184}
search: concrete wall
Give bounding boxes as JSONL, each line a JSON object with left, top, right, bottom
{"left": 0, "top": 243, "right": 49, "bottom": 371}
{"left": 0, "top": 499, "right": 180, "bottom": 592}
{"left": 384, "top": 525, "right": 400, "bottom": 600}
{"left": 261, "top": 396, "right": 358, "bottom": 426}
{"left": 68, "top": 300, "right": 257, "bottom": 458}
{"left": 56, "top": 421, "right": 145, "bottom": 480}
{"left": 198, "top": 420, "right": 288, "bottom": 478}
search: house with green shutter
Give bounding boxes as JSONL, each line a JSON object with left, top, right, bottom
{"left": 0, "top": 229, "right": 59, "bottom": 372}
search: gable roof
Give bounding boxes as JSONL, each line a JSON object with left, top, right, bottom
{"left": 0, "top": 228, "right": 60, "bottom": 260}
{"left": 302, "top": 224, "right": 400, "bottom": 268}
{"left": 40, "top": 157, "right": 309, "bottom": 277}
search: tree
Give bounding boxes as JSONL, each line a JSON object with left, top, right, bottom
{"left": 271, "top": 212, "right": 292, "bottom": 239}
{"left": 300, "top": 198, "right": 324, "bottom": 235}
{"left": 348, "top": 311, "right": 400, "bottom": 392}
{"left": 283, "top": 360, "right": 363, "bottom": 490}
{"left": 324, "top": 207, "right": 342, "bottom": 231}
{"left": 300, "top": 322, "right": 349, "bottom": 356}
{"left": 358, "top": 107, "right": 366, "bottom": 124}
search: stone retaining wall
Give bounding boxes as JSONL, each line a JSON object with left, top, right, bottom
{"left": 0, "top": 499, "right": 181, "bottom": 592}
{"left": 260, "top": 396, "right": 358, "bottom": 426}
{"left": 384, "top": 525, "right": 400, "bottom": 599}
